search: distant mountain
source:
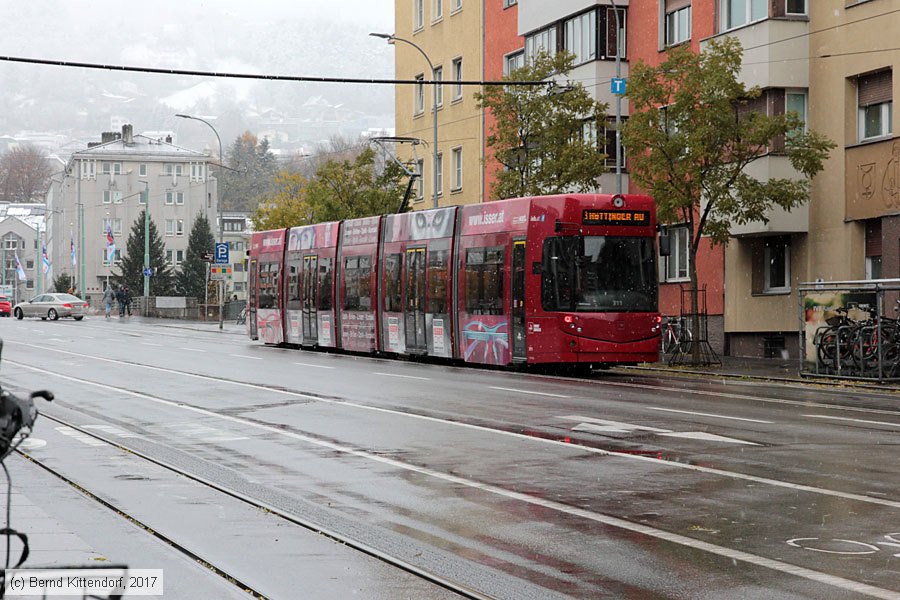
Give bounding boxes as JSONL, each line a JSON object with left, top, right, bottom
{"left": 0, "top": 0, "right": 395, "bottom": 153}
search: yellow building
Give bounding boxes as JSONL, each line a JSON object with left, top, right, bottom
{"left": 392, "top": 0, "right": 484, "bottom": 209}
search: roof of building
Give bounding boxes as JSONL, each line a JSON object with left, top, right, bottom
{"left": 73, "top": 134, "right": 209, "bottom": 160}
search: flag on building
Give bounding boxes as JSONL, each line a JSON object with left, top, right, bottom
{"left": 70, "top": 233, "right": 77, "bottom": 267}
{"left": 13, "top": 253, "right": 26, "bottom": 282}
{"left": 105, "top": 224, "right": 116, "bottom": 262}
{"left": 41, "top": 242, "right": 51, "bottom": 275}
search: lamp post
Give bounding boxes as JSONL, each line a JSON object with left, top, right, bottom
{"left": 36, "top": 218, "right": 43, "bottom": 295}
{"left": 138, "top": 181, "right": 150, "bottom": 297}
{"left": 609, "top": 0, "right": 623, "bottom": 194}
{"left": 176, "top": 113, "right": 224, "bottom": 330}
{"left": 371, "top": 32, "right": 439, "bottom": 209}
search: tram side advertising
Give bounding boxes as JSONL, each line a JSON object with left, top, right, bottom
{"left": 246, "top": 193, "right": 662, "bottom": 368}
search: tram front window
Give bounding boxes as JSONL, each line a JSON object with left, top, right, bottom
{"left": 542, "top": 236, "right": 657, "bottom": 312}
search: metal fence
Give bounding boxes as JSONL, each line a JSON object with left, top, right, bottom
{"left": 799, "top": 279, "right": 900, "bottom": 382}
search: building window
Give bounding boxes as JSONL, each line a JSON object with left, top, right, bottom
{"left": 504, "top": 0, "right": 516, "bottom": 6}
{"left": 163, "top": 163, "right": 183, "bottom": 176}
{"left": 564, "top": 10, "right": 597, "bottom": 65}
{"left": 785, "top": 0, "right": 806, "bottom": 15}
{"left": 866, "top": 256, "right": 883, "bottom": 279}
{"left": 452, "top": 58, "right": 463, "bottom": 101}
{"left": 433, "top": 0, "right": 442, "bottom": 21}
{"left": 858, "top": 70, "right": 893, "bottom": 141}
{"left": 451, "top": 0, "right": 461, "bottom": 12}
{"left": 763, "top": 237, "right": 790, "bottom": 292}
{"left": 435, "top": 153, "right": 443, "bottom": 196}
{"left": 176, "top": 219, "right": 184, "bottom": 236}
{"left": 190, "top": 162, "right": 205, "bottom": 181}
{"left": 434, "top": 66, "right": 443, "bottom": 107}
{"left": 720, "top": 0, "right": 766, "bottom": 31}
{"left": 139, "top": 164, "right": 147, "bottom": 176}
{"left": 165, "top": 220, "right": 174, "bottom": 237}
{"left": 450, "top": 147, "right": 463, "bottom": 191}
{"left": 415, "top": 74, "right": 425, "bottom": 115}
{"left": 525, "top": 26, "right": 557, "bottom": 62}
{"left": 785, "top": 90, "right": 807, "bottom": 144}
{"left": 663, "top": 225, "right": 690, "bottom": 281}
{"left": 415, "top": 159, "right": 425, "bottom": 201}
{"left": 80, "top": 160, "right": 96, "bottom": 180}
{"left": 102, "top": 162, "right": 122, "bottom": 175}
{"left": 604, "top": 7, "right": 626, "bottom": 59}
{"left": 25, "top": 260, "right": 33, "bottom": 270}
{"left": 414, "top": 0, "right": 424, "bottom": 30}
{"left": 166, "top": 191, "right": 185, "bottom": 205}
{"left": 665, "top": 4, "right": 691, "bottom": 46}
{"left": 504, "top": 50, "right": 525, "bottom": 76}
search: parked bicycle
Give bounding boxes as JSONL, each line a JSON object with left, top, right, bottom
{"left": 660, "top": 316, "right": 693, "bottom": 357}
{"left": 235, "top": 305, "right": 247, "bottom": 325}
{"left": 813, "top": 300, "right": 900, "bottom": 378}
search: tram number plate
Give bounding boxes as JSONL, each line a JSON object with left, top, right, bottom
{"left": 582, "top": 210, "right": 649, "bottom": 226}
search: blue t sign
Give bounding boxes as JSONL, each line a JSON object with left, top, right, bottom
{"left": 611, "top": 77, "right": 627, "bottom": 96}
{"left": 215, "top": 243, "right": 229, "bottom": 265}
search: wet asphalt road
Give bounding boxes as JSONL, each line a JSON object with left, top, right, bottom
{"left": 0, "top": 315, "right": 898, "bottom": 599}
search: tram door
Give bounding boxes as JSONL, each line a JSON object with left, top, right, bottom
{"left": 302, "top": 255, "right": 318, "bottom": 344}
{"left": 404, "top": 247, "right": 426, "bottom": 352}
{"left": 249, "top": 258, "right": 259, "bottom": 339}
{"left": 511, "top": 239, "right": 527, "bottom": 361}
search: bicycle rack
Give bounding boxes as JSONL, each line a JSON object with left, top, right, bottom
{"left": 799, "top": 279, "right": 900, "bottom": 382}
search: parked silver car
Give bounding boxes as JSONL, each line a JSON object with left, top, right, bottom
{"left": 14, "top": 293, "right": 88, "bottom": 321}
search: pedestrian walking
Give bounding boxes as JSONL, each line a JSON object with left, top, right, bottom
{"left": 115, "top": 286, "right": 126, "bottom": 317}
{"left": 101, "top": 285, "right": 115, "bottom": 319}
{"left": 123, "top": 286, "right": 133, "bottom": 316}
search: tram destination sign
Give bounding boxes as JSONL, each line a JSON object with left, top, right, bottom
{"left": 582, "top": 209, "right": 650, "bottom": 226}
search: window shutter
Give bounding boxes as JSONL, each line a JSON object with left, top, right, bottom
{"left": 866, "top": 219, "right": 882, "bottom": 257}
{"left": 858, "top": 70, "right": 892, "bottom": 107}
{"left": 665, "top": 0, "right": 691, "bottom": 11}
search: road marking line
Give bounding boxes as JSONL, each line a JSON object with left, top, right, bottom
{"left": 232, "top": 355, "right": 262, "bottom": 360}
{"left": 647, "top": 407, "right": 773, "bottom": 424}
{"left": 804, "top": 414, "right": 900, "bottom": 428}
{"left": 21, "top": 366, "right": 899, "bottom": 600}
{"left": 373, "top": 372, "right": 429, "bottom": 380}
{"left": 179, "top": 348, "right": 206, "bottom": 352}
{"left": 294, "top": 362, "right": 335, "bottom": 369}
{"left": 9, "top": 350, "right": 900, "bottom": 510}
{"left": 141, "top": 343, "right": 163, "bottom": 347}
{"left": 490, "top": 386, "right": 569, "bottom": 398}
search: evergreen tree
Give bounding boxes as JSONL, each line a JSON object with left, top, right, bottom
{"left": 176, "top": 214, "right": 215, "bottom": 299}
{"left": 219, "top": 132, "right": 279, "bottom": 212}
{"left": 113, "top": 211, "right": 175, "bottom": 296}
{"left": 52, "top": 272, "right": 73, "bottom": 293}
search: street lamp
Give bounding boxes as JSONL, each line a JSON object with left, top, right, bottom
{"left": 138, "top": 181, "right": 150, "bottom": 297}
{"left": 609, "top": 0, "right": 624, "bottom": 194}
{"left": 371, "top": 32, "right": 440, "bottom": 209}
{"left": 176, "top": 113, "right": 224, "bottom": 330}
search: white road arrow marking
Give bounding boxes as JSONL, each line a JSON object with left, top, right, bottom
{"left": 559, "top": 416, "right": 759, "bottom": 445}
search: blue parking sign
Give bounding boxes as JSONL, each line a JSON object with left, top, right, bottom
{"left": 215, "top": 243, "right": 229, "bottom": 264}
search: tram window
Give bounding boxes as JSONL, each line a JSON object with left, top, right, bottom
{"left": 427, "top": 249, "right": 449, "bottom": 313}
{"left": 465, "top": 247, "right": 504, "bottom": 315}
{"left": 258, "top": 262, "right": 279, "bottom": 309}
{"left": 287, "top": 257, "right": 302, "bottom": 311}
{"left": 384, "top": 254, "right": 402, "bottom": 312}
{"left": 317, "top": 258, "right": 333, "bottom": 311}
{"left": 541, "top": 236, "right": 657, "bottom": 312}
{"left": 343, "top": 255, "right": 373, "bottom": 311}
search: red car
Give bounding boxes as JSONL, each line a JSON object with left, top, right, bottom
{"left": 0, "top": 296, "right": 10, "bottom": 317}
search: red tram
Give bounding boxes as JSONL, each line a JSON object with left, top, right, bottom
{"left": 248, "top": 194, "right": 661, "bottom": 367}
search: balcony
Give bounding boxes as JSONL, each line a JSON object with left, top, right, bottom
{"left": 729, "top": 154, "right": 809, "bottom": 236}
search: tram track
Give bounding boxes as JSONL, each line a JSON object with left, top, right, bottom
{"left": 18, "top": 412, "right": 487, "bottom": 600}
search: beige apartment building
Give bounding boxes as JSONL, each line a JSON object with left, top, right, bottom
{"left": 48, "top": 125, "right": 218, "bottom": 304}
{"left": 393, "top": 0, "right": 484, "bottom": 208}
